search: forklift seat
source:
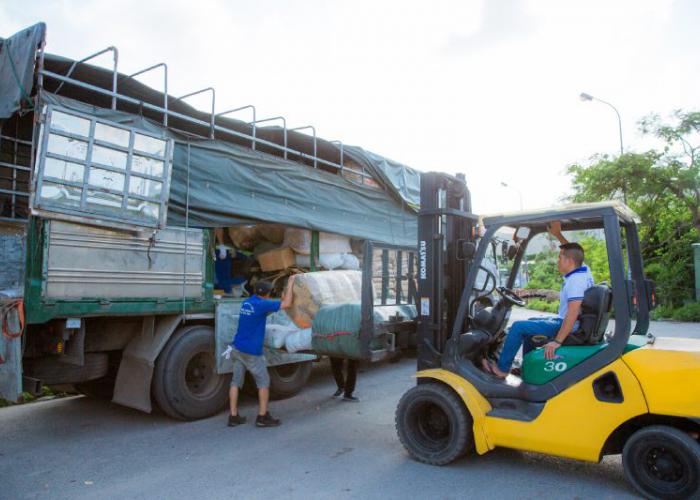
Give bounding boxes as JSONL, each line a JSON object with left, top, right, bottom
{"left": 563, "top": 284, "right": 612, "bottom": 346}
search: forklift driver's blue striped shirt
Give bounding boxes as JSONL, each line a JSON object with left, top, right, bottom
{"left": 558, "top": 265, "right": 594, "bottom": 319}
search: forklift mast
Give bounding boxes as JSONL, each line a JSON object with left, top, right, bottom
{"left": 417, "top": 172, "right": 478, "bottom": 371}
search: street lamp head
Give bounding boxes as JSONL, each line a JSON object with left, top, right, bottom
{"left": 580, "top": 92, "right": 594, "bottom": 102}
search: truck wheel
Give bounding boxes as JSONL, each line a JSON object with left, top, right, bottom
{"left": 153, "top": 325, "right": 230, "bottom": 421}
{"left": 75, "top": 351, "right": 121, "bottom": 400}
{"left": 395, "top": 382, "right": 474, "bottom": 465}
{"left": 622, "top": 425, "right": 700, "bottom": 500}
{"left": 268, "top": 362, "right": 312, "bottom": 400}
{"left": 26, "top": 353, "right": 108, "bottom": 385}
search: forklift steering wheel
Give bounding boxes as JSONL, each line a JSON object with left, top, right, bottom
{"left": 496, "top": 286, "right": 526, "bottom": 307}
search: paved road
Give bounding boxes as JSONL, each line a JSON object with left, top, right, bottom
{"left": 2, "top": 313, "right": 698, "bottom": 500}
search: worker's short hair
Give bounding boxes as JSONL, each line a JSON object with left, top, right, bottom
{"left": 254, "top": 280, "right": 273, "bottom": 296}
{"left": 560, "top": 242, "right": 585, "bottom": 267}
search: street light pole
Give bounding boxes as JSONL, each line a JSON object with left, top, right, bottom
{"left": 500, "top": 181, "right": 523, "bottom": 210}
{"left": 580, "top": 92, "right": 626, "bottom": 203}
{"left": 580, "top": 92, "right": 624, "bottom": 156}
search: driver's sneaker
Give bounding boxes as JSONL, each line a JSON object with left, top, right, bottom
{"left": 256, "top": 412, "right": 281, "bottom": 427}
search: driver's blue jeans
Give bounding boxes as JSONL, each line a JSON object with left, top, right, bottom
{"left": 496, "top": 317, "right": 563, "bottom": 373}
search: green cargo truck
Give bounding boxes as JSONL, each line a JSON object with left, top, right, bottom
{"left": 0, "top": 23, "right": 419, "bottom": 419}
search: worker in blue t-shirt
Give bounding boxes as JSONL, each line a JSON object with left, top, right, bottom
{"left": 227, "top": 276, "right": 295, "bottom": 428}
{"left": 482, "top": 222, "right": 594, "bottom": 379}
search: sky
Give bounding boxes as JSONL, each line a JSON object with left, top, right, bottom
{"left": 2, "top": 0, "right": 698, "bottom": 213}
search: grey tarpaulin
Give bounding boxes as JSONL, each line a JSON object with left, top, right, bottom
{"left": 0, "top": 23, "right": 45, "bottom": 119}
{"left": 167, "top": 139, "right": 417, "bottom": 245}
{"left": 344, "top": 146, "right": 421, "bottom": 210}
{"left": 39, "top": 92, "right": 417, "bottom": 246}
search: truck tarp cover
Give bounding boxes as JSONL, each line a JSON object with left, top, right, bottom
{"left": 167, "top": 139, "right": 417, "bottom": 245}
{"left": 0, "top": 23, "right": 45, "bottom": 119}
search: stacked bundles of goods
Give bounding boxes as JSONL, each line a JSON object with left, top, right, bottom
{"left": 293, "top": 253, "right": 359, "bottom": 270}
{"left": 264, "top": 310, "right": 312, "bottom": 352}
{"left": 264, "top": 324, "right": 298, "bottom": 349}
{"left": 227, "top": 226, "right": 360, "bottom": 273}
{"left": 311, "top": 303, "right": 418, "bottom": 359}
{"left": 227, "top": 226, "right": 259, "bottom": 251}
{"left": 284, "top": 229, "right": 360, "bottom": 271}
{"left": 286, "top": 270, "right": 362, "bottom": 328}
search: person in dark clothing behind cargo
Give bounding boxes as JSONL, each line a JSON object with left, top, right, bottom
{"left": 227, "top": 276, "right": 295, "bottom": 427}
{"left": 330, "top": 357, "right": 359, "bottom": 402}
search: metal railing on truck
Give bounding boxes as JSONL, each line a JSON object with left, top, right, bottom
{"left": 2, "top": 36, "right": 383, "bottom": 224}
{"left": 360, "top": 240, "right": 419, "bottom": 362}
{"left": 35, "top": 44, "right": 377, "bottom": 183}
{"left": 0, "top": 114, "right": 33, "bottom": 224}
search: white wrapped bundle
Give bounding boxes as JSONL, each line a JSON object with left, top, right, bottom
{"left": 264, "top": 324, "right": 297, "bottom": 349}
{"left": 294, "top": 253, "right": 360, "bottom": 270}
{"left": 283, "top": 229, "right": 352, "bottom": 255}
{"left": 284, "top": 328, "right": 313, "bottom": 353}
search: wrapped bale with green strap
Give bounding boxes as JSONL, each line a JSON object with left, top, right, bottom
{"left": 311, "top": 303, "right": 417, "bottom": 359}
{"left": 311, "top": 303, "right": 372, "bottom": 359}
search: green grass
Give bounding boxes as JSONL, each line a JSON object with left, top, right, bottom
{"left": 0, "top": 386, "right": 63, "bottom": 408}
{"left": 651, "top": 302, "right": 700, "bottom": 322}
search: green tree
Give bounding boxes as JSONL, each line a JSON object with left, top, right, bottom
{"left": 567, "top": 110, "right": 700, "bottom": 307}
{"left": 525, "top": 236, "right": 609, "bottom": 291}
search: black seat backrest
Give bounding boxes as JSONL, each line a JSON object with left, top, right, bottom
{"left": 564, "top": 285, "right": 612, "bottom": 346}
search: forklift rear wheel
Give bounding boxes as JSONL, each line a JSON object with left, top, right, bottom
{"left": 622, "top": 425, "right": 700, "bottom": 500}
{"left": 395, "top": 382, "right": 474, "bottom": 465}
{"left": 153, "top": 325, "right": 230, "bottom": 420}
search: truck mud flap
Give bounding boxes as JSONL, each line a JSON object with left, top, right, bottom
{"left": 112, "top": 315, "right": 181, "bottom": 413}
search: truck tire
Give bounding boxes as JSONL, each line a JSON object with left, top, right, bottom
{"left": 622, "top": 425, "right": 700, "bottom": 500}
{"left": 395, "top": 382, "right": 474, "bottom": 465}
{"left": 268, "top": 362, "right": 312, "bottom": 400}
{"left": 153, "top": 325, "right": 230, "bottom": 421}
{"left": 75, "top": 351, "right": 121, "bottom": 400}
{"left": 26, "top": 353, "right": 108, "bottom": 385}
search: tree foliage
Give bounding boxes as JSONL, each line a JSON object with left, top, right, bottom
{"left": 567, "top": 110, "right": 700, "bottom": 307}
{"left": 525, "top": 235, "right": 609, "bottom": 291}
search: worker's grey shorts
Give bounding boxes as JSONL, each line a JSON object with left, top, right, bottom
{"left": 230, "top": 348, "right": 269, "bottom": 389}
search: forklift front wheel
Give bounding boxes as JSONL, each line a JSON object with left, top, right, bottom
{"left": 395, "top": 382, "right": 474, "bottom": 465}
{"left": 622, "top": 425, "right": 700, "bottom": 500}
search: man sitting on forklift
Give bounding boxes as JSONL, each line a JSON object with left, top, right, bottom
{"left": 482, "top": 222, "right": 594, "bottom": 379}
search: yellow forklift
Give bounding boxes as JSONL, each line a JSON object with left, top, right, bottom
{"left": 396, "top": 172, "right": 700, "bottom": 499}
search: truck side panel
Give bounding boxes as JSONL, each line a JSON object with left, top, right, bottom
{"left": 24, "top": 219, "right": 214, "bottom": 324}
{"left": 44, "top": 220, "right": 204, "bottom": 299}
